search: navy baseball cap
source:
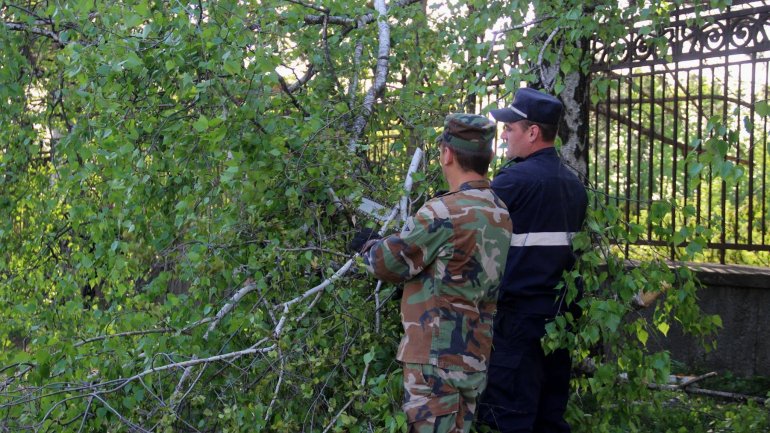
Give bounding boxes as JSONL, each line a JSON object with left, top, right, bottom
{"left": 490, "top": 87, "right": 563, "bottom": 125}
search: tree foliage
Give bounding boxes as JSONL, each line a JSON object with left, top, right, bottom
{"left": 0, "top": 0, "right": 764, "bottom": 432}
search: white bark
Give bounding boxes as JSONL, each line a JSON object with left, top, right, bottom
{"left": 399, "top": 148, "right": 423, "bottom": 223}
{"left": 560, "top": 71, "right": 588, "bottom": 177}
{"left": 349, "top": 40, "right": 364, "bottom": 109}
{"left": 348, "top": 0, "right": 390, "bottom": 152}
{"left": 204, "top": 280, "right": 258, "bottom": 340}
{"left": 538, "top": 26, "right": 561, "bottom": 93}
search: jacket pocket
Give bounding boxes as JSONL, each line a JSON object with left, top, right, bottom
{"left": 402, "top": 363, "right": 459, "bottom": 422}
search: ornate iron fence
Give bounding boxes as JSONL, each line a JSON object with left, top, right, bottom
{"left": 590, "top": 1, "right": 770, "bottom": 264}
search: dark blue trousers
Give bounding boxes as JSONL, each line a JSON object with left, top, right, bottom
{"left": 477, "top": 311, "right": 571, "bottom": 433}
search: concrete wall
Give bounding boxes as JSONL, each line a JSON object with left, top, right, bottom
{"left": 647, "top": 263, "right": 770, "bottom": 378}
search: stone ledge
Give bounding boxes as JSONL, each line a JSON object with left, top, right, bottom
{"left": 617, "top": 260, "right": 770, "bottom": 290}
{"left": 689, "top": 263, "right": 770, "bottom": 290}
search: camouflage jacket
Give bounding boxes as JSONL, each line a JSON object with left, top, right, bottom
{"left": 362, "top": 180, "right": 512, "bottom": 371}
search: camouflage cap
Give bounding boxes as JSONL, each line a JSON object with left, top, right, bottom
{"left": 437, "top": 113, "right": 496, "bottom": 154}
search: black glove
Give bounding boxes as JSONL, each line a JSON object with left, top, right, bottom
{"left": 348, "top": 227, "right": 381, "bottom": 253}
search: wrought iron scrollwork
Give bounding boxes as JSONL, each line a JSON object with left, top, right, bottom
{"left": 594, "top": 4, "right": 770, "bottom": 70}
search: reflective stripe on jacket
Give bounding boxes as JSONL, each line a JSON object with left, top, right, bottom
{"left": 491, "top": 147, "right": 587, "bottom": 315}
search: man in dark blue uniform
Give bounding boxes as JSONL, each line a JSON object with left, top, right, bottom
{"left": 477, "top": 88, "right": 587, "bottom": 433}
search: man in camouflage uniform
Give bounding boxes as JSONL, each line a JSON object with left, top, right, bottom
{"left": 354, "top": 113, "right": 513, "bottom": 433}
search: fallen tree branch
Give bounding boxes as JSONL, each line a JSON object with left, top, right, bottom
{"left": 399, "top": 147, "right": 421, "bottom": 222}
{"left": 92, "top": 394, "right": 152, "bottom": 433}
{"left": 264, "top": 346, "right": 286, "bottom": 422}
{"left": 73, "top": 321, "right": 210, "bottom": 348}
{"left": 168, "top": 356, "right": 205, "bottom": 413}
{"left": 304, "top": 14, "right": 359, "bottom": 27}
{"left": 295, "top": 290, "right": 324, "bottom": 324}
{"left": 670, "top": 385, "right": 767, "bottom": 403}
{"left": 375, "top": 147, "right": 423, "bottom": 331}
{"left": 321, "top": 362, "right": 371, "bottom": 433}
{"left": 679, "top": 371, "right": 717, "bottom": 388}
{"left": 123, "top": 339, "right": 275, "bottom": 386}
{"left": 204, "top": 279, "right": 258, "bottom": 340}
{"left": 0, "top": 148, "right": 426, "bottom": 431}
{"left": 282, "top": 147, "right": 422, "bottom": 312}
{"left": 276, "top": 246, "right": 348, "bottom": 257}
{"left": 76, "top": 395, "right": 93, "bottom": 433}
{"left": 273, "top": 305, "right": 290, "bottom": 337}
{"left": 376, "top": 148, "right": 425, "bottom": 236}
{"left": 0, "top": 363, "right": 34, "bottom": 392}
{"left": 619, "top": 371, "right": 768, "bottom": 404}
{"left": 374, "top": 279, "right": 383, "bottom": 333}
{"left": 278, "top": 258, "right": 357, "bottom": 309}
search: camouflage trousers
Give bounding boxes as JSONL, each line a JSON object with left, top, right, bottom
{"left": 402, "top": 363, "right": 487, "bottom": 433}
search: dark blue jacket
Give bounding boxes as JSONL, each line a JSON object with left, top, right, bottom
{"left": 491, "top": 147, "right": 587, "bottom": 315}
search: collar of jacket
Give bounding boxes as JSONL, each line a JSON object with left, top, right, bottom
{"left": 519, "top": 146, "right": 557, "bottom": 163}
{"left": 497, "top": 146, "right": 558, "bottom": 173}
{"left": 458, "top": 179, "right": 491, "bottom": 191}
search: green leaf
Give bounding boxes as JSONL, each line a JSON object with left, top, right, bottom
{"left": 123, "top": 14, "right": 143, "bottom": 28}
{"left": 712, "top": 315, "right": 723, "bottom": 328}
{"left": 193, "top": 115, "right": 209, "bottom": 132}
{"left": 756, "top": 100, "right": 770, "bottom": 117}
{"left": 223, "top": 60, "right": 242, "bottom": 75}
{"left": 636, "top": 327, "right": 649, "bottom": 345}
{"left": 123, "top": 51, "right": 143, "bottom": 70}
{"left": 688, "top": 162, "right": 704, "bottom": 177}
{"left": 363, "top": 350, "right": 375, "bottom": 365}
{"left": 657, "top": 322, "right": 670, "bottom": 336}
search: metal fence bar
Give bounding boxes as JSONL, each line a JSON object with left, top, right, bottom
{"left": 748, "top": 56, "right": 756, "bottom": 246}
{"left": 625, "top": 75, "right": 633, "bottom": 239}
{"left": 760, "top": 63, "right": 770, "bottom": 245}
{"left": 636, "top": 75, "right": 644, "bottom": 228}
{"left": 672, "top": 64, "right": 680, "bottom": 261}
{"left": 708, "top": 66, "right": 716, "bottom": 260}
{"left": 721, "top": 61, "right": 729, "bottom": 264}
{"left": 648, "top": 72, "right": 656, "bottom": 241}
{"left": 605, "top": 84, "right": 612, "bottom": 207}
{"left": 697, "top": 60, "right": 704, "bottom": 230}
{"left": 616, "top": 76, "right": 623, "bottom": 213}
{"left": 683, "top": 68, "right": 691, "bottom": 230}
{"left": 735, "top": 63, "right": 743, "bottom": 247}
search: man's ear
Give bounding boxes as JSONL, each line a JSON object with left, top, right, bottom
{"left": 441, "top": 145, "right": 454, "bottom": 166}
{"left": 529, "top": 124, "right": 540, "bottom": 142}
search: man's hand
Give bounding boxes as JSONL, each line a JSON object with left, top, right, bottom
{"left": 348, "top": 227, "right": 381, "bottom": 253}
